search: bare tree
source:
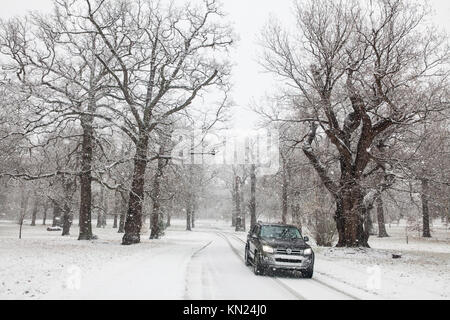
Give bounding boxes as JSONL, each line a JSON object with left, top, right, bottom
{"left": 0, "top": 3, "right": 114, "bottom": 240}
{"left": 260, "top": 0, "right": 449, "bottom": 247}
{"left": 82, "top": 0, "right": 233, "bottom": 244}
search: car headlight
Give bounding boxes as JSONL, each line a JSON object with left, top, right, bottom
{"left": 262, "top": 245, "right": 274, "bottom": 254}
{"left": 303, "top": 248, "right": 312, "bottom": 255}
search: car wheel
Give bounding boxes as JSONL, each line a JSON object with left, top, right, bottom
{"left": 245, "top": 245, "right": 251, "bottom": 266}
{"left": 302, "top": 266, "right": 314, "bottom": 279}
{"left": 253, "top": 252, "right": 263, "bottom": 275}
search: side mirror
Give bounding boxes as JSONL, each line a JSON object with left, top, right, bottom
{"left": 303, "top": 236, "right": 309, "bottom": 242}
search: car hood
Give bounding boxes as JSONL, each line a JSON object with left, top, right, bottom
{"left": 261, "top": 238, "right": 310, "bottom": 249}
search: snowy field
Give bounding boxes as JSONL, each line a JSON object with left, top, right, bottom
{"left": 313, "top": 225, "right": 450, "bottom": 300}
{"left": 0, "top": 219, "right": 449, "bottom": 300}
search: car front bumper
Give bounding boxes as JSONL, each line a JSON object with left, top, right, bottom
{"left": 259, "top": 253, "right": 314, "bottom": 271}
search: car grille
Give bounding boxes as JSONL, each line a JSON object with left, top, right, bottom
{"left": 275, "top": 248, "right": 302, "bottom": 255}
{"left": 275, "top": 258, "right": 302, "bottom": 263}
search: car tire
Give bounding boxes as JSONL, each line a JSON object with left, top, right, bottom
{"left": 253, "top": 252, "right": 263, "bottom": 275}
{"left": 245, "top": 245, "right": 252, "bottom": 266}
{"left": 303, "top": 266, "right": 314, "bottom": 279}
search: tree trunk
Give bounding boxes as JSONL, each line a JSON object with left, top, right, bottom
{"left": 97, "top": 185, "right": 105, "bottom": 228}
{"left": 112, "top": 189, "right": 120, "bottom": 230}
{"left": 186, "top": 206, "right": 192, "bottom": 231}
{"left": 118, "top": 191, "right": 127, "bottom": 233}
{"left": 231, "top": 188, "right": 237, "bottom": 227}
{"left": 166, "top": 213, "right": 171, "bottom": 227}
{"left": 336, "top": 182, "right": 370, "bottom": 248}
{"left": 281, "top": 170, "right": 288, "bottom": 224}
{"left": 122, "top": 135, "right": 149, "bottom": 245}
{"left": 19, "top": 191, "right": 29, "bottom": 239}
{"left": 334, "top": 197, "right": 345, "bottom": 246}
{"left": 240, "top": 180, "right": 246, "bottom": 231}
{"left": 42, "top": 201, "right": 48, "bottom": 225}
{"left": 19, "top": 219, "right": 24, "bottom": 239}
{"left": 192, "top": 191, "right": 198, "bottom": 229}
{"left": 30, "top": 198, "right": 38, "bottom": 226}
{"left": 186, "top": 165, "right": 194, "bottom": 231}
{"left": 78, "top": 121, "right": 94, "bottom": 240}
{"left": 150, "top": 163, "right": 164, "bottom": 239}
{"left": 376, "top": 196, "right": 389, "bottom": 238}
{"left": 337, "top": 191, "right": 358, "bottom": 247}
{"left": 150, "top": 141, "right": 168, "bottom": 239}
{"left": 249, "top": 164, "right": 257, "bottom": 229}
{"left": 342, "top": 192, "right": 357, "bottom": 247}
{"left": 102, "top": 188, "right": 108, "bottom": 228}
{"left": 421, "top": 178, "right": 431, "bottom": 238}
{"left": 235, "top": 176, "right": 244, "bottom": 232}
{"left": 61, "top": 203, "right": 73, "bottom": 236}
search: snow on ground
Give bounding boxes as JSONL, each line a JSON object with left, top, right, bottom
{"left": 0, "top": 218, "right": 449, "bottom": 300}
{"left": 311, "top": 223, "right": 450, "bottom": 300}
{"left": 0, "top": 220, "right": 210, "bottom": 299}
{"left": 314, "top": 246, "right": 450, "bottom": 300}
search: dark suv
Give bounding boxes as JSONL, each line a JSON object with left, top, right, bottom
{"left": 245, "top": 222, "right": 314, "bottom": 278}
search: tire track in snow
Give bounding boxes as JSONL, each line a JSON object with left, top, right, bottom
{"left": 215, "top": 231, "right": 307, "bottom": 300}
{"left": 183, "top": 240, "right": 214, "bottom": 299}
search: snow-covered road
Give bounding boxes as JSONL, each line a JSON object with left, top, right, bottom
{"left": 185, "top": 230, "right": 365, "bottom": 300}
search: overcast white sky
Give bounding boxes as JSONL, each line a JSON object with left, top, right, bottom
{"left": 1, "top": 0, "right": 449, "bottom": 130}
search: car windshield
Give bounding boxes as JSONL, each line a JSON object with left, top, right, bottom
{"left": 260, "top": 226, "right": 302, "bottom": 240}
